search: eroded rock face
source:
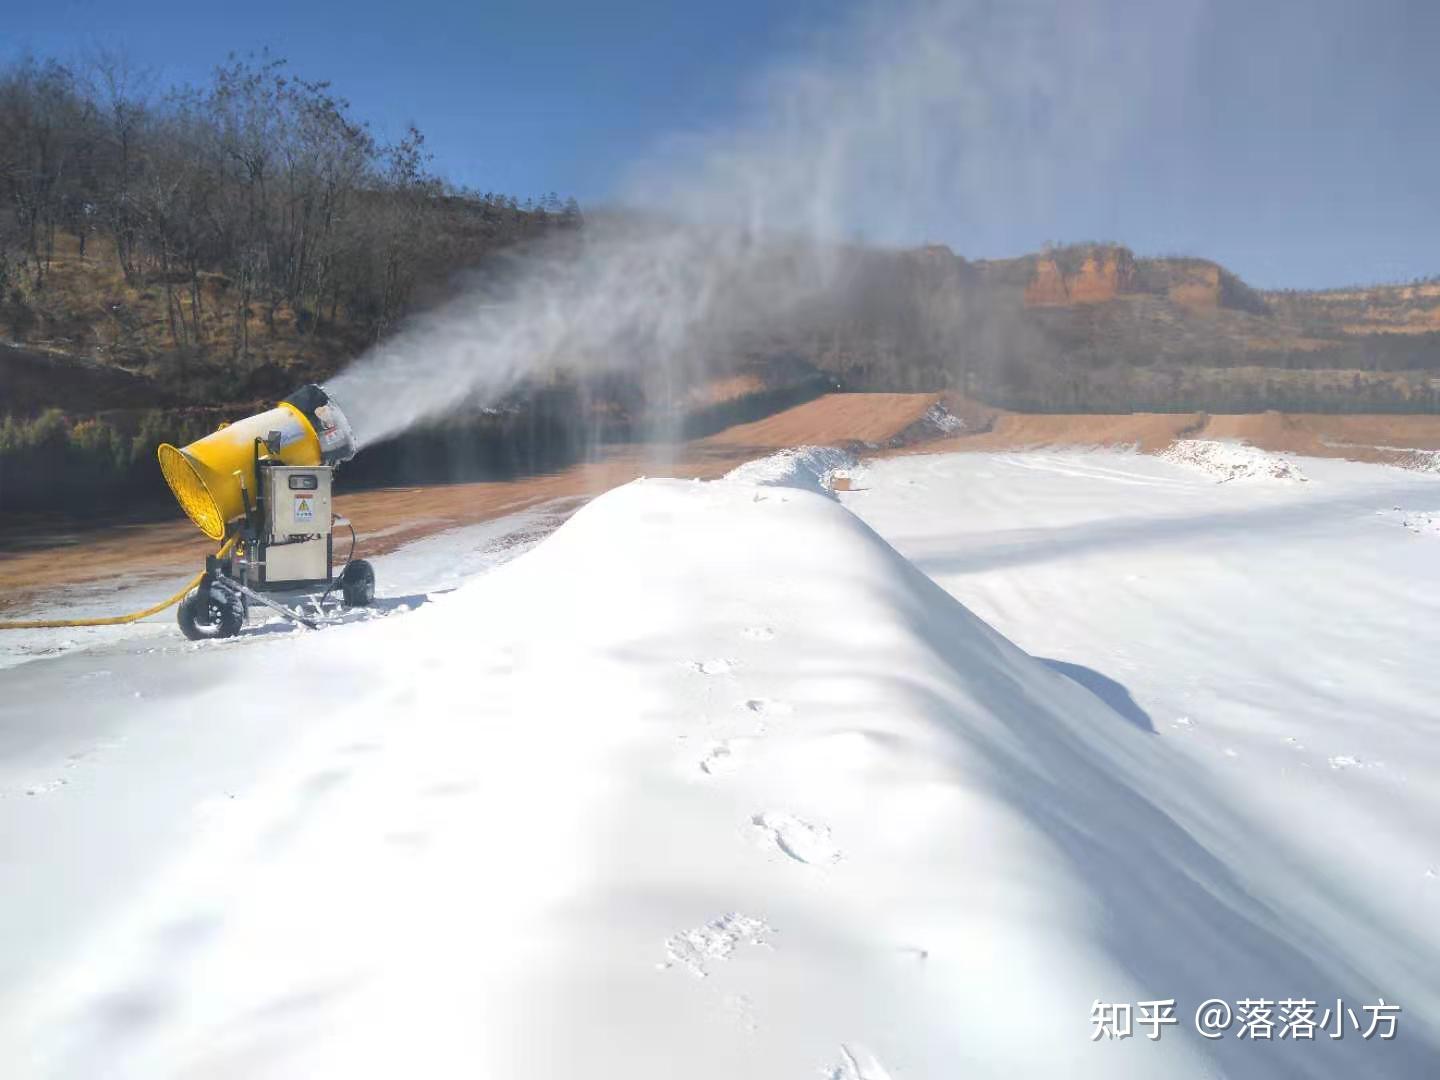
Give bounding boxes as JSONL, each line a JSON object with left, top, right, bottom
{"left": 1071, "top": 249, "right": 1136, "bottom": 303}
{"left": 1023, "top": 247, "right": 1135, "bottom": 306}
{"left": 1021, "top": 247, "right": 1258, "bottom": 315}
{"left": 1167, "top": 263, "right": 1223, "bottom": 310}
{"left": 1023, "top": 255, "right": 1070, "bottom": 306}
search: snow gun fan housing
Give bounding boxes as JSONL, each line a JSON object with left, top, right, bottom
{"left": 156, "top": 385, "right": 374, "bottom": 642}
{"left": 157, "top": 385, "right": 358, "bottom": 541}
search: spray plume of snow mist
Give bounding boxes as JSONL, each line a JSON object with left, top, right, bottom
{"left": 326, "top": 0, "right": 1198, "bottom": 449}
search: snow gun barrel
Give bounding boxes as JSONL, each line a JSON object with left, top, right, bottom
{"left": 156, "top": 384, "right": 358, "bottom": 540}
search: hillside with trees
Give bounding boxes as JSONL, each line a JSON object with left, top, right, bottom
{"left": 0, "top": 51, "right": 580, "bottom": 407}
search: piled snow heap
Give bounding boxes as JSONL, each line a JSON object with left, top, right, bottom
{"left": 1161, "top": 439, "right": 1308, "bottom": 482}
{"left": 2, "top": 453, "right": 1434, "bottom": 1079}
{"left": 1394, "top": 448, "right": 1440, "bottom": 473}
{"left": 722, "top": 444, "right": 858, "bottom": 495}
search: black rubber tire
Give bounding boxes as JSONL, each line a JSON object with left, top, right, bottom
{"left": 177, "top": 584, "right": 245, "bottom": 641}
{"left": 339, "top": 559, "right": 375, "bottom": 608}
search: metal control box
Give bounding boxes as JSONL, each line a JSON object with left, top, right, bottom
{"left": 258, "top": 466, "right": 333, "bottom": 586}
{"left": 266, "top": 466, "right": 332, "bottom": 538}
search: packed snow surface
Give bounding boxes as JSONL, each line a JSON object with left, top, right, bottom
{"left": 2, "top": 448, "right": 1438, "bottom": 1078}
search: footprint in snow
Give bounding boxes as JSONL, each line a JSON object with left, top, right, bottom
{"left": 823, "top": 1045, "right": 894, "bottom": 1080}
{"left": 752, "top": 812, "right": 841, "bottom": 865}
{"left": 699, "top": 741, "right": 739, "bottom": 776}
{"left": 384, "top": 830, "right": 431, "bottom": 853}
{"left": 745, "top": 698, "right": 793, "bottom": 716}
{"left": 691, "top": 659, "right": 736, "bottom": 676}
{"left": 741, "top": 626, "right": 775, "bottom": 641}
{"left": 424, "top": 778, "right": 479, "bottom": 799}
{"left": 661, "top": 913, "right": 772, "bottom": 978}
{"left": 22, "top": 777, "right": 70, "bottom": 796}
{"left": 722, "top": 993, "right": 758, "bottom": 1033}
{"left": 1328, "top": 755, "right": 1367, "bottom": 770}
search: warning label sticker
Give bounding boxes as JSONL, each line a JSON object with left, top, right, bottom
{"left": 294, "top": 495, "right": 314, "bottom": 522}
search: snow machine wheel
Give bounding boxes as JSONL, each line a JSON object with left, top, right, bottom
{"left": 339, "top": 559, "right": 375, "bottom": 608}
{"left": 177, "top": 583, "right": 245, "bottom": 641}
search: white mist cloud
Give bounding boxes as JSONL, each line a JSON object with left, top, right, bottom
{"left": 327, "top": 0, "right": 1199, "bottom": 448}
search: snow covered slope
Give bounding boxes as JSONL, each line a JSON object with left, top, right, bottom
{"left": 1, "top": 456, "right": 1436, "bottom": 1077}
{"left": 844, "top": 450, "right": 1440, "bottom": 1068}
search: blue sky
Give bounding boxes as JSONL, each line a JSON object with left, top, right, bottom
{"left": 7, "top": 0, "right": 1438, "bottom": 289}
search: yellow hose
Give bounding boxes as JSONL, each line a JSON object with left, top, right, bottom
{"left": 0, "top": 537, "right": 238, "bottom": 630}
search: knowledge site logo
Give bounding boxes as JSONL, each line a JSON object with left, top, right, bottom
{"left": 1089, "top": 998, "right": 1401, "bottom": 1042}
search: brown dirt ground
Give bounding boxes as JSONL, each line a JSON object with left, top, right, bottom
{"left": 1198, "top": 412, "right": 1440, "bottom": 456}
{"left": 1299, "top": 414, "right": 1440, "bottom": 450}
{"left": 6, "top": 392, "right": 1440, "bottom": 615}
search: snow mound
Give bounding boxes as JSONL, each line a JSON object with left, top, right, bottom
{"left": 722, "top": 445, "right": 858, "bottom": 496}
{"left": 1160, "top": 438, "right": 1309, "bottom": 482}
{"left": 4, "top": 470, "right": 1436, "bottom": 1077}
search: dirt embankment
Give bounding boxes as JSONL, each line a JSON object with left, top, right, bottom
{"left": 918, "top": 410, "right": 1205, "bottom": 454}
{"left": 1193, "top": 412, "right": 1440, "bottom": 462}
{"left": 701, "top": 393, "right": 941, "bottom": 449}
{"left": 1299, "top": 413, "right": 1440, "bottom": 450}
